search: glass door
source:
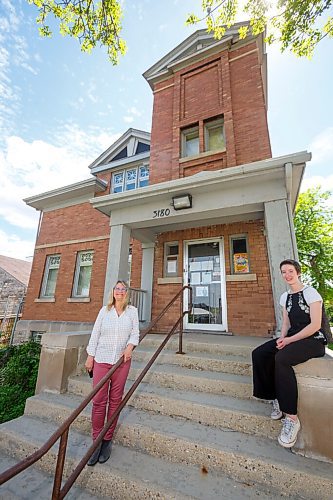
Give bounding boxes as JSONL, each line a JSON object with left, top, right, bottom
{"left": 184, "top": 238, "right": 227, "bottom": 331}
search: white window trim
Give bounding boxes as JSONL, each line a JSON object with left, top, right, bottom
{"left": 40, "top": 254, "right": 61, "bottom": 298}
{"left": 72, "top": 250, "right": 94, "bottom": 298}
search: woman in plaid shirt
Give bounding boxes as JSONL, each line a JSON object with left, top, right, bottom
{"left": 85, "top": 280, "right": 139, "bottom": 465}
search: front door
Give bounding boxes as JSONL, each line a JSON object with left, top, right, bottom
{"left": 184, "top": 238, "right": 227, "bottom": 332}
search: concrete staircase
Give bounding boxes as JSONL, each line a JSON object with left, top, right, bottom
{"left": 0, "top": 334, "right": 333, "bottom": 499}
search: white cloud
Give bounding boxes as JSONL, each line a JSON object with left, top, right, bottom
{"left": 309, "top": 127, "right": 333, "bottom": 165}
{"left": 0, "top": 125, "right": 121, "bottom": 233}
{"left": 0, "top": 229, "right": 35, "bottom": 261}
{"left": 301, "top": 174, "right": 333, "bottom": 202}
{"left": 124, "top": 116, "right": 134, "bottom": 123}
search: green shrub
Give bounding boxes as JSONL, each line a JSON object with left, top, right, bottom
{"left": 0, "top": 341, "right": 41, "bottom": 424}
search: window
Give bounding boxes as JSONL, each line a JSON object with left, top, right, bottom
{"left": 181, "top": 126, "right": 199, "bottom": 158}
{"left": 230, "top": 236, "right": 250, "bottom": 274}
{"left": 31, "top": 331, "right": 45, "bottom": 343}
{"left": 113, "top": 172, "right": 124, "bottom": 193}
{"left": 164, "top": 242, "right": 179, "bottom": 277}
{"left": 138, "top": 165, "right": 149, "bottom": 187}
{"left": 111, "top": 165, "right": 149, "bottom": 194}
{"left": 205, "top": 118, "right": 225, "bottom": 152}
{"left": 125, "top": 169, "right": 137, "bottom": 191}
{"left": 72, "top": 251, "right": 94, "bottom": 297}
{"left": 41, "top": 255, "right": 61, "bottom": 297}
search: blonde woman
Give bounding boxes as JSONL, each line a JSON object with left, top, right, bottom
{"left": 85, "top": 280, "right": 139, "bottom": 465}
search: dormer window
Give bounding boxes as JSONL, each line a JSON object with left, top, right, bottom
{"left": 112, "top": 165, "right": 149, "bottom": 194}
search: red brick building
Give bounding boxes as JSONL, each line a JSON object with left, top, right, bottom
{"left": 16, "top": 24, "right": 310, "bottom": 342}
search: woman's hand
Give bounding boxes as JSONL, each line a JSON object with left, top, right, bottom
{"left": 276, "top": 336, "right": 292, "bottom": 350}
{"left": 85, "top": 355, "right": 94, "bottom": 372}
{"left": 123, "top": 344, "right": 134, "bottom": 362}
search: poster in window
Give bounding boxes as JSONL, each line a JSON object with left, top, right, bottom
{"left": 202, "top": 272, "right": 212, "bottom": 284}
{"left": 196, "top": 286, "right": 209, "bottom": 297}
{"left": 167, "top": 259, "right": 177, "bottom": 274}
{"left": 190, "top": 272, "right": 201, "bottom": 285}
{"left": 234, "top": 253, "right": 249, "bottom": 273}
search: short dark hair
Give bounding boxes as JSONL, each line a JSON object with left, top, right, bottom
{"left": 279, "top": 259, "right": 301, "bottom": 275}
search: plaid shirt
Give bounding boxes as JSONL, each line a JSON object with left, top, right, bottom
{"left": 87, "top": 305, "right": 139, "bottom": 364}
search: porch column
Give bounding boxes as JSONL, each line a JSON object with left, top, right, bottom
{"left": 141, "top": 242, "right": 155, "bottom": 325}
{"left": 264, "top": 199, "right": 298, "bottom": 334}
{"left": 103, "top": 224, "right": 131, "bottom": 304}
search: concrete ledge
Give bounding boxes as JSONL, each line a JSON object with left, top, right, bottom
{"left": 294, "top": 349, "right": 333, "bottom": 463}
{"left": 35, "top": 331, "right": 90, "bottom": 394}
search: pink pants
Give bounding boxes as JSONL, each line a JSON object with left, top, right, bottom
{"left": 91, "top": 360, "right": 131, "bottom": 441}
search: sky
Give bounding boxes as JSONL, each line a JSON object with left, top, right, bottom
{"left": 0, "top": 0, "right": 332, "bottom": 261}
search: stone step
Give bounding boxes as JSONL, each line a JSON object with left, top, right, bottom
{"left": 0, "top": 453, "right": 104, "bottom": 500}
{"left": 26, "top": 386, "right": 280, "bottom": 440}
{"left": 0, "top": 416, "right": 284, "bottom": 500}
{"left": 69, "top": 361, "right": 253, "bottom": 399}
{"left": 133, "top": 346, "right": 252, "bottom": 376}
{"left": 21, "top": 393, "right": 333, "bottom": 499}
{"left": 139, "top": 333, "right": 263, "bottom": 358}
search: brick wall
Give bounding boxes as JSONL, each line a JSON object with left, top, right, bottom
{"left": 22, "top": 202, "right": 110, "bottom": 323}
{"left": 151, "top": 220, "right": 275, "bottom": 336}
{"left": 149, "top": 40, "right": 271, "bottom": 185}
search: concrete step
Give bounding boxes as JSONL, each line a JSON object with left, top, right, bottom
{"left": 26, "top": 386, "right": 280, "bottom": 440}
{"left": 133, "top": 346, "right": 252, "bottom": 376}
{"left": 0, "top": 415, "right": 285, "bottom": 500}
{"left": 139, "top": 333, "right": 263, "bottom": 358}
{"left": 68, "top": 362, "right": 253, "bottom": 400}
{"left": 21, "top": 392, "right": 333, "bottom": 499}
{"left": 0, "top": 453, "right": 104, "bottom": 500}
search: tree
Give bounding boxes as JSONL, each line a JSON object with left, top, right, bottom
{"left": 29, "top": 1, "right": 333, "bottom": 63}
{"left": 28, "top": 0, "right": 126, "bottom": 64}
{"left": 294, "top": 187, "right": 333, "bottom": 315}
{"left": 187, "top": 1, "right": 333, "bottom": 58}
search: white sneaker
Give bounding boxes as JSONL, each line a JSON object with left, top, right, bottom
{"left": 278, "top": 417, "right": 301, "bottom": 448}
{"left": 271, "top": 399, "right": 283, "bottom": 420}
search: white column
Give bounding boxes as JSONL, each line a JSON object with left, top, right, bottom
{"left": 140, "top": 242, "right": 155, "bottom": 325}
{"left": 103, "top": 224, "right": 131, "bottom": 304}
{"left": 264, "top": 199, "right": 298, "bottom": 334}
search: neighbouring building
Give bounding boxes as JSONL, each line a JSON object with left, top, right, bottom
{"left": 15, "top": 23, "right": 310, "bottom": 342}
{"left": 0, "top": 255, "right": 32, "bottom": 343}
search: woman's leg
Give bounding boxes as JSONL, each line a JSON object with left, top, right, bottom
{"left": 91, "top": 362, "right": 112, "bottom": 440}
{"left": 252, "top": 339, "right": 278, "bottom": 400}
{"left": 104, "top": 359, "right": 131, "bottom": 441}
{"left": 275, "top": 338, "right": 325, "bottom": 415}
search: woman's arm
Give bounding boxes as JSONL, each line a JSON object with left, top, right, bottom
{"left": 86, "top": 307, "right": 105, "bottom": 358}
{"left": 123, "top": 307, "right": 140, "bottom": 362}
{"left": 280, "top": 307, "right": 290, "bottom": 339}
{"left": 277, "top": 301, "right": 322, "bottom": 349}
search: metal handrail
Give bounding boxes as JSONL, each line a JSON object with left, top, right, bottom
{"left": 0, "top": 285, "right": 192, "bottom": 499}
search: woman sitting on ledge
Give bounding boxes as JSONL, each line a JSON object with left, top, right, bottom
{"left": 252, "top": 259, "right": 327, "bottom": 448}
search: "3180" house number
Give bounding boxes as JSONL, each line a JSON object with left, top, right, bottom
{"left": 152, "top": 208, "right": 171, "bottom": 218}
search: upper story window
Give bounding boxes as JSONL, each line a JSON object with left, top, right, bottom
{"left": 72, "top": 250, "right": 94, "bottom": 297}
{"left": 41, "top": 254, "right": 61, "bottom": 298}
{"left": 111, "top": 165, "right": 149, "bottom": 194}
{"left": 181, "top": 125, "right": 199, "bottom": 158}
{"left": 205, "top": 118, "right": 225, "bottom": 152}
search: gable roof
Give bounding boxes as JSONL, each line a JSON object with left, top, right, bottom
{"left": 0, "top": 255, "right": 32, "bottom": 287}
{"left": 143, "top": 22, "right": 261, "bottom": 88}
{"left": 88, "top": 128, "right": 151, "bottom": 174}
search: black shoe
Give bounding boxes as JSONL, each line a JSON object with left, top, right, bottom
{"left": 98, "top": 440, "right": 112, "bottom": 464}
{"left": 87, "top": 442, "right": 102, "bottom": 466}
